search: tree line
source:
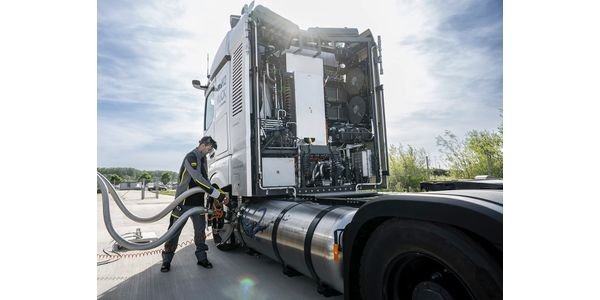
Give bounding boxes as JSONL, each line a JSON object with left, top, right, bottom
{"left": 387, "top": 125, "right": 503, "bottom": 192}
{"left": 98, "top": 125, "right": 503, "bottom": 192}
{"left": 97, "top": 168, "right": 178, "bottom": 185}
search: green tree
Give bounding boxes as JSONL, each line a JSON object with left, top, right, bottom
{"left": 466, "top": 130, "right": 503, "bottom": 178}
{"left": 387, "top": 144, "right": 430, "bottom": 192}
{"left": 98, "top": 168, "right": 178, "bottom": 183}
{"left": 108, "top": 174, "right": 123, "bottom": 185}
{"left": 436, "top": 129, "right": 503, "bottom": 179}
{"left": 139, "top": 172, "right": 152, "bottom": 183}
{"left": 161, "top": 172, "right": 172, "bottom": 185}
{"left": 436, "top": 130, "right": 477, "bottom": 179}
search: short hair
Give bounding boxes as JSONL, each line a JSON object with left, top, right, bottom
{"left": 199, "top": 136, "right": 218, "bottom": 150}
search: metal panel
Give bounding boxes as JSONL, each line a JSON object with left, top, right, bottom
{"left": 262, "top": 158, "right": 295, "bottom": 187}
{"left": 285, "top": 53, "right": 327, "bottom": 145}
{"left": 361, "top": 150, "right": 372, "bottom": 177}
{"left": 226, "top": 13, "right": 252, "bottom": 196}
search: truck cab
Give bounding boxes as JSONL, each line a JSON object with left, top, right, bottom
{"left": 200, "top": 5, "right": 388, "bottom": 198}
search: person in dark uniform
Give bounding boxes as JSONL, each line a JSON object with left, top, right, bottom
{"left": 161, "top": 136, "right": 227, "bottom": 272}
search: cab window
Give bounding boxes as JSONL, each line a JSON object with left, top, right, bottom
{"left": 204, "top": 89, "right": 215, "bottom": 130}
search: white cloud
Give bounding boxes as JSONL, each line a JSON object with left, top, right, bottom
{"left": 98, "top": 0, "right": 502, "bottom": 170}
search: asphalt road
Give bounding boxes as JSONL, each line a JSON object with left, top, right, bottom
{"left": 97, "top": 189, "right": 344, "bottom": 300}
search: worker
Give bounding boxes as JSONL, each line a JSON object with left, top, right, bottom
{"left": 161, "top": 136, "right": 227, "bottom": 272}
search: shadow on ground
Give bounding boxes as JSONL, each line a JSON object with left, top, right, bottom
{"left": 98, "top": 244, "right": 343, "bottom": 300}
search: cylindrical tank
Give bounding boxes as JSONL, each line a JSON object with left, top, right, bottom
{"left": 239, "top": 199, "right": 357, "bottom": 292}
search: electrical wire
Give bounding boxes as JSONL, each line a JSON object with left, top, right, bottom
{"left": 97, "top": 231, "right": 137, "bottom": 266}
{"left": 96, "top": 234, "right": 218, "bottom": 265}
{"left": 97, "top": 227, "right": 219, "bottom": 265}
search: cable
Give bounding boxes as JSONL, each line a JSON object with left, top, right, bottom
{"left": 96, "top": 236, "right": 217, "bottom": 262}
{"left": 97, "top": 240, "right": 122, "bottom": 266}
{"left": 97, "top": 228, "right": 219, "bottom": 263}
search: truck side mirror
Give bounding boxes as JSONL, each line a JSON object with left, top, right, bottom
{"left": 192, "top": 79, "right": 208, "bottom": 90}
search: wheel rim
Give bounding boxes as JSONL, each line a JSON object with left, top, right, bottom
{"left": 383, "top": 252, "right": 474, "bottom": 300}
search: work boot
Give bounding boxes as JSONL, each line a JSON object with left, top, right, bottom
{"left": 161, "top": 251, "right": 174, "bottom": 272}
{"left": 197, "top": 259, "right": 213, "bottom": 269}
{"left": 160, "top": 262, "right": 171, "bottom": 272}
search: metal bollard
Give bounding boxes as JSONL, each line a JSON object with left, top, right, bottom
{"left": 155, "top": 181, "right": 159, "bottom": 199}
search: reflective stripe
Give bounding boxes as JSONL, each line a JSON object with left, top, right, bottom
{"left": 194, "top": 179, "right": 212, "bottom": 190}
{"left": 184, "top": 166, "right": 212, "bottom": 191}
{"left": 180, "top": 169, "right": 187, "bottom": 205}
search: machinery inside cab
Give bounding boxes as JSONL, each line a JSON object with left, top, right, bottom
{"left": 202, "top": 5, "right": 389, "bottom": 197}
{"left": 251, "top": 6, "right": 388, "bottom": 196}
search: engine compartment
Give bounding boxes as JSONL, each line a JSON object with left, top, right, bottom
{"left": 251, "top": 6, "right": 384, "bottom": 194}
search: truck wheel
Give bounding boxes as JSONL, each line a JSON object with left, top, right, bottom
{"left": 359, "top": 219, "right": 501, "bottom": 300}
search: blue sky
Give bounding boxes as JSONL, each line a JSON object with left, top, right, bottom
{"left": 98, "top": 0, "right": 503, "bottom": 171}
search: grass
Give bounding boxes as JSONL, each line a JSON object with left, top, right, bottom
{"left": 159, "top": 190, "right": 176, "bottom": 196}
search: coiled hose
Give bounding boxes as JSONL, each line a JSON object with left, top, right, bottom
{"left": 97, "top": 172, "right": 213, "bottom": 250}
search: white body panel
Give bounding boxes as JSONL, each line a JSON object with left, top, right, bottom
{"left": 205, "top": 14, "right": 253, "bottom": 196}
{"left": 227, "top": 15, "right": 253, "bottom": 196}
{"left": 285, "top": 53, "right": 327, "bottom": 145}
{"left": 262, "top": 158, "right": 296, "bottom": 187}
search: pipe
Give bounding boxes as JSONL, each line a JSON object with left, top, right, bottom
{"left": 356, "top": 45, "right": 383, "bottom": 191}
{"left": 266, "top": 62, "right": 280, "bottom": 114}
{"left": 252, "top": 19, "right": 297, "bottom": 198}
{"left": 98, "top": 172, "right": 207, "bottom": 223}
{"left": 97, "top": 173, "right": 212, "bottom": 250}
{"left": 266, "top": 62, "right": 276, "bottom": 82}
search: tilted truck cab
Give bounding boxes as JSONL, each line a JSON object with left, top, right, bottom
{"left": 192, "top": 4, "right": 503, "bottom": 300}
{"left": 201, "top": 4, "right": 388, "bottom": 197}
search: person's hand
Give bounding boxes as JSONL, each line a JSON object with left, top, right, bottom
{"left": 210, "top": 188, "right": 228, "bottom": 205}
{"left": 216, "top": 192, "right": 229, "bottom": 205}
{"left": 209, "top": 188, "right": 221, "bottom": 199}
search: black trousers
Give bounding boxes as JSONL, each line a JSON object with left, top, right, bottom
{"left": 162, "top": 205, "right": 208, "bottom": 263}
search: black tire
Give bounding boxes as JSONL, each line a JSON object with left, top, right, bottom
{"left": 359, "top": 219, "right": 501, "bottom": 300}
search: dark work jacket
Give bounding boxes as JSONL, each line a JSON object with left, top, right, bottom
{"left": 175, "top": 148, "right": 215, "bottom": 206}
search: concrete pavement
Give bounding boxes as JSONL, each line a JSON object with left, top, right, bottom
{"left": 97, "top": 189, "right": 343, "bottom": 300}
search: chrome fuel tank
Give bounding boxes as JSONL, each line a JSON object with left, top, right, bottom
{"left": 239, "top": 199, "right": 357, "bottom": 292}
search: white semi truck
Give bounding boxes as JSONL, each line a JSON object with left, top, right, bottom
{"left": 194, "top": 4, "right": 502, "bottom": 300}
{"left": 98, "top": 3, "right": 502, "bottom": 300}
